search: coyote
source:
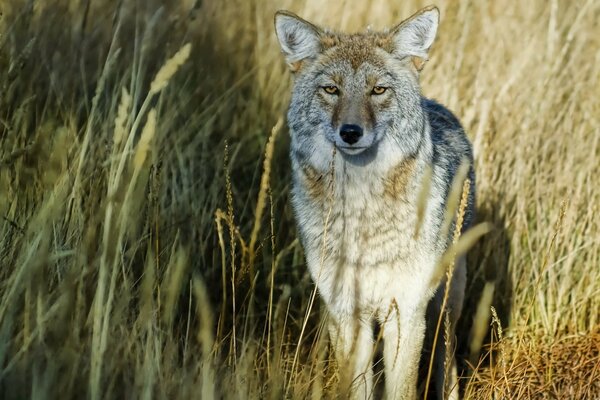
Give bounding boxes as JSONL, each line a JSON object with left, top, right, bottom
{"left": 275, "top": 6, "right": 475, "bottom": 400}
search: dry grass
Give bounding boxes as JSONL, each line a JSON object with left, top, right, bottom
{"left": 465, "top": 324, "right": 600, "bottom": 399}
{"left": 0, "top": 0, "right": 598, "bottom": 399}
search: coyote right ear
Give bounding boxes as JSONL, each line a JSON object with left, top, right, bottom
{"left": 274, "top": 11, "right": 323, "bottom": 72}
{"left": 390, "top": 6, "right": 439, "bottom": 71}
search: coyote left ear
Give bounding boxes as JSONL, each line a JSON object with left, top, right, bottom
{"left": 390, "top": 6, "right": 439, "bottom": 71}
{"left": 274, "top": 11, "right": 323, "bottom": 72}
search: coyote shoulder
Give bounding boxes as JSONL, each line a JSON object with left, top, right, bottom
{"left": 275, "top": 6, "right": 475, "bottom": 400}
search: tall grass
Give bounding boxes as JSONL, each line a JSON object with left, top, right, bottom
{"left": 0, "top": 0, "right": 598, "bottom": 398}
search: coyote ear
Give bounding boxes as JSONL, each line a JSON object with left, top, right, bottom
{"left": 390, "top": 6, "right": 439, "bottom": 70}
{"left": 274, "top": 11, "right": 323, "bottom": 72}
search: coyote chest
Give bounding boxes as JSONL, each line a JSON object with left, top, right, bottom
{"left": 292, "top": 154, "right": 436, "bottom": 315}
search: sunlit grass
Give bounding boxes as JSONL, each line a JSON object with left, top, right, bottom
{"left": 0, "top": 0, "right": 598, "bottom": 398}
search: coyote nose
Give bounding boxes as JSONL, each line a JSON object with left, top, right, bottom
{"left": 339, "top": 124, "right": 363, "bottom": 145}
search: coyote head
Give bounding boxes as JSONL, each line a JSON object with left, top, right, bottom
{"left": 275, "top": 7, "right": 438, "bottom": 161}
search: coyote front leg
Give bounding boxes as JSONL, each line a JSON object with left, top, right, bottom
{"left": 381, "top": 307, "right": 427, "bottom": 400}
{"left": 329, "top": 315, "right": 374, "bottom": 400}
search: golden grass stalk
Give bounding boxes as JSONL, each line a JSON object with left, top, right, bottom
{"left": 133, "top": 108, "right": 157, "bottom": 171}
{"left": 162, "top": 246, "right": 189, "bottom": 327}
{"left": 468, "top": 280, "right": 496, "bottom": 367}
{"left": 149, "top": 43, "right": 192, "bottom": 95}
{"left": 490, "top": 306, "right": 510, "bottom": 393}
{"left": 265, "top": 186, "right": 276, "bottom": 378}
{"left": 245, "top": 118, "right": 283, "bottom": 280}
{"left": 443, "top": 310, "right": 455, "bottom": 397}
{"left": 490, "top": 307, "right": 504, "bottom": 357}
{"left": 440, "top": 161, "right": 470, "bottom": 239}
{"left": 414, "top": 164, "right": 433, "bottom": 238}
{"left": 113, "top": 87, "right": 131, "bottom": 151}
{"left": 424, "top": 176, "right": 473, "bottom": 399}
{"left": 139, "top": 247, "right": 156, "bottom": 328}
{"left": 192, "top": 275, "right": 217, "bottom": 400}
{"left": 215, "top": 209, "right": 228, "bottom": 341}
{"left": 224, "top": 141, "right": 238, "bottom": 365}
{"left": 435, "top": 223, "right": 492, "bottom": 283}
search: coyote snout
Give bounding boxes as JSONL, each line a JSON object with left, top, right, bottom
{"left": 323, "top": 82, "right": 388, "bottom": 155}
{"left": 276, "top": 5, "right": 475, "bottom": 400}
{"left": 339, "top": 124, "right": 362, "bottom": 145}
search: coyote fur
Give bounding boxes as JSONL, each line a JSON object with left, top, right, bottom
{"left": 275, "top": 6, "right": 475, "bottom": 400}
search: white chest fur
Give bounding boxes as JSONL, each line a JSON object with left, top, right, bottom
{"left": 291, "top": 153, "right": 439, "bottom": 318}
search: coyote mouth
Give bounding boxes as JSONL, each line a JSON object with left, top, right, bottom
{"left": 337, "top": 145, "right": 368, "bottom": 155}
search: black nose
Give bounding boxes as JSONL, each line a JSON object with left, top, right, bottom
{"left": 339, "top": 124, "right": 363, "bottom": 145}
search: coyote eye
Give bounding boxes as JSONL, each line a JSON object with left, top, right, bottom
{"left": 322, "top": 85, "right": 339, "bottom": 95}
{"left": 372, "top": 86, "right": 387, "bottom": 95}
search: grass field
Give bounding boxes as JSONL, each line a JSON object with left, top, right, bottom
{"left": 0, "top": 0, "right": 599, "bottom": 398}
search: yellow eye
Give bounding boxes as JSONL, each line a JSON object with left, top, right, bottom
{"left": 322, "top": 85, "right": 339, "bottom": 95}
{"left": 372, "top": 86, "right": 387, "bottom": 95}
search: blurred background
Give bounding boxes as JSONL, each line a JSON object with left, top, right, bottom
{"left": 0, "top": 0, "right": 598, "bottom": 398}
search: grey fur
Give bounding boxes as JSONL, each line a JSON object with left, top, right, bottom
{"left": 275, "top": 7, "right": 475, "bottom": 400}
